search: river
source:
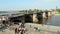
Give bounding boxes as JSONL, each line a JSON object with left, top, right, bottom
{"left": 0, "top": 11, "right": 17, "bottom": 15}
{"left": 38, "top": 15, "right": 60, "bottom": 26}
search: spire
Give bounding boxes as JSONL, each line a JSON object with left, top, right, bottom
{"left": 56, "top": 6, "right": 58, "bottom": 11}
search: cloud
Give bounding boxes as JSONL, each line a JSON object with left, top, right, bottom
{"left": 44, "top": 0, "right": 58, "bottom": 2}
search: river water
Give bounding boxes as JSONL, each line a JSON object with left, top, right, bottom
{"left": 39, "top": 15, "right": 60, "bottom": 26}
{"left": 0, "top": 11, "right": 17, "bottom": 15}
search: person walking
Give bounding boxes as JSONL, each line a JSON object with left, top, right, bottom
{"left": 15, "top": 28, "right": 18, "bottom": 34}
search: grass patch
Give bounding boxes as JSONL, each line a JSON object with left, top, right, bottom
{"left": 56, "top": 12, "right": 60, "bottom": 14}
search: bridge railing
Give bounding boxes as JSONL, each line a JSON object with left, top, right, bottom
{"left": 16, "top": 10, "right": 41, "bottom": 14}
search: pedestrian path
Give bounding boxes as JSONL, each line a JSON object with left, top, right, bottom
{"left": 0, "top": 23, "right": 60, "bottom": 34}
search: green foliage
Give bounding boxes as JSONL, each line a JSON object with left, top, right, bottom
{"left": 33, "top": 9, "right": 40, "bottom": 12}
{"left": 16, "top": 9, "right": 41, "bottom": 14}
{"left": 56, "top": 11, "right": 60, "bottom": 14}
{"left": 57, "top": 9, "right": 60, "bottom": 12}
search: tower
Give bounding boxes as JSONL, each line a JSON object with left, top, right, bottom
{"left": 56, "top": 6, "right": 58, "bottom": 11}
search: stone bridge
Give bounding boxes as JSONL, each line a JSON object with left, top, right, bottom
{"left": 8, "top": 11, "right": 55, "bottom": 24}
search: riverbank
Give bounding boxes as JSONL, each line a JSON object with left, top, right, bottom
{"left": 55, "top": 14, "right": 60, "bottom": 15}
{"left": 55, "top": 12, "right": 60, "bottom": 15}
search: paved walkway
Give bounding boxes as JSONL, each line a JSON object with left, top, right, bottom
{"left": 0, "top": 23, "right": 60, "bottom": 34}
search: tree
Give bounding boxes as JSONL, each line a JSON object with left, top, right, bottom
{"left": 33, "top": 9, "right": 39, "bottom": 13}
{"left": 28, "top": 9, "right": 32, "bottom": 13}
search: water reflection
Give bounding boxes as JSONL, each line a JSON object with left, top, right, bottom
{"left": 38, "top": 18, "right": 48, "bottom": 24}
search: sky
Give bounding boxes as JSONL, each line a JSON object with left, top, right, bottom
{"left": 0, "top": 0, "right": 60, "bottom": 11}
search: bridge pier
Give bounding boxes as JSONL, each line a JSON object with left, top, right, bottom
{"left": 47, "top": 12, "right": 51, "bottom": 17}
{"left": 37, "top": 12, "right": 46, "bottom": 19}
{"left": 42, "top": 12, "right": 46, "bottom": 18}
{"left": 45, "top": 11, "right": 52, "bottom": 18}
{"left": 33, "top": 13, "right": 38, "bottom": 23}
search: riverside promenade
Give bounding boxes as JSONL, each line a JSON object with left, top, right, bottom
{"left": 0, "top": 23, "right": 60, "bottom": 34}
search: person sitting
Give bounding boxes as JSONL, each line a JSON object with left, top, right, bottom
{"left": 34, "top": 27, "right": 40, "bottom": 32}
